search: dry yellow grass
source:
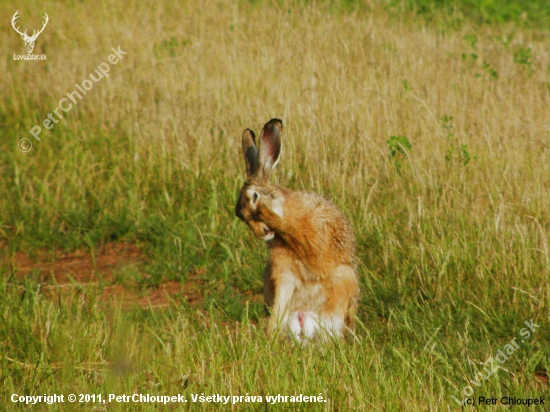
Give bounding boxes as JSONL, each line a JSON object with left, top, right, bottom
{"left": 3, "top": 0, "right": 549, "bottom": 211}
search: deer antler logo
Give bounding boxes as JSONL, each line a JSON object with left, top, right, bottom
{"left": 11, "top": 11, "right": 49, "bottom": 55}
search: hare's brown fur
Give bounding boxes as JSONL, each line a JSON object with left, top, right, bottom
{"left": 236, "top": 119, "right": 360, "bottom": 341}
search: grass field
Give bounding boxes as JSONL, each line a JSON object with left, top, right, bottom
{"left": 1, "top": 0, "right": 549, "bottom": 410}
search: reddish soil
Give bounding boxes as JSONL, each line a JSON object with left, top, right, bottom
{"left": 11, "top": 242, "right": 141, "bottom": 284}
{"left": 535, "top": 370, "right": 549, "bottom": 386}
{"left": 4, "top": 243, "right": 189, "bottom": 309}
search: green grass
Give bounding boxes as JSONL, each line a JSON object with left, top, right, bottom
{"left": 391, "top": 0, "right": 550, "bottom": 27}
{"left": 1, "top": 275, "right": 547, "bottom": 410}
{"left": 1, "top": 0, "right": 550, "bottom": 409}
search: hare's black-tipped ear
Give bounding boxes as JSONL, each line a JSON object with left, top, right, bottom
{"left": 259, "top": 118, "right": 283, "bottom": 179}
{"left": 242, "top": 129, "right": 259, "bottom": 178}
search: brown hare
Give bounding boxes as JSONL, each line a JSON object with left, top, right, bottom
{"left": 235, "top": 119, "right": 360, "bottom": 342}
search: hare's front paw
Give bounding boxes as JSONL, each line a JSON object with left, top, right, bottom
{"left": 256, "top": 201, "right": 275, "bottom": 222}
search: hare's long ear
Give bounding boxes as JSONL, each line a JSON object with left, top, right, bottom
{"left": 242, "top": 129, "right": 259, "bottom": 178}
{"left": 258, "top": 118, "right": 283, "bottom": 179}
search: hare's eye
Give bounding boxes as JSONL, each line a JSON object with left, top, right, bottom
{"left": 252, "top": 192, "right": 259, "bottom": 203}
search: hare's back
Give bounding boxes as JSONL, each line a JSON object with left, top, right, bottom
{"left": 288, "top": 190, "right": 356, "bottom": 259}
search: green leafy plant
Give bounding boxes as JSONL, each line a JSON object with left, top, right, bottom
{"left": 445, "top": 143, "right": 472, "bottom": 166}
{"left": 386, "top": 135, "right": 412, "bottom": 174}
{"left": 153, "top": 37, "right": 190, "bottom": 58}
{"left": 463, "top": 34, "right": 478, "bottom": 49}
{"left": 482, "top": 60, "right": 499, "bottom": 79}
{"left": 387, "top": 135, "right": 412, "bottom": 157}
{"left": 440, "top": 114, "right": 453, "bottom": 129}
{"left": 461, "top": 52, "right": 478, "bottom": 63}
{"left": 514, "top": 47, "right": 532, "bottom": 71}
{"left": 441, "top": 116, "right": 472, "bottom": 166}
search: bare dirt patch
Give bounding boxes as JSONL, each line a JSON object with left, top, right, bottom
{"left": 11, "top": 242, "right": 142, "bottom": 283}
{"left": 4, "top": 243, "right": 188, "bottom": 309}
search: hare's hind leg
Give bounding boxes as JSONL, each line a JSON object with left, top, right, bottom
{"left": 323, "top": 265, "right": 360, "bottom": 336}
